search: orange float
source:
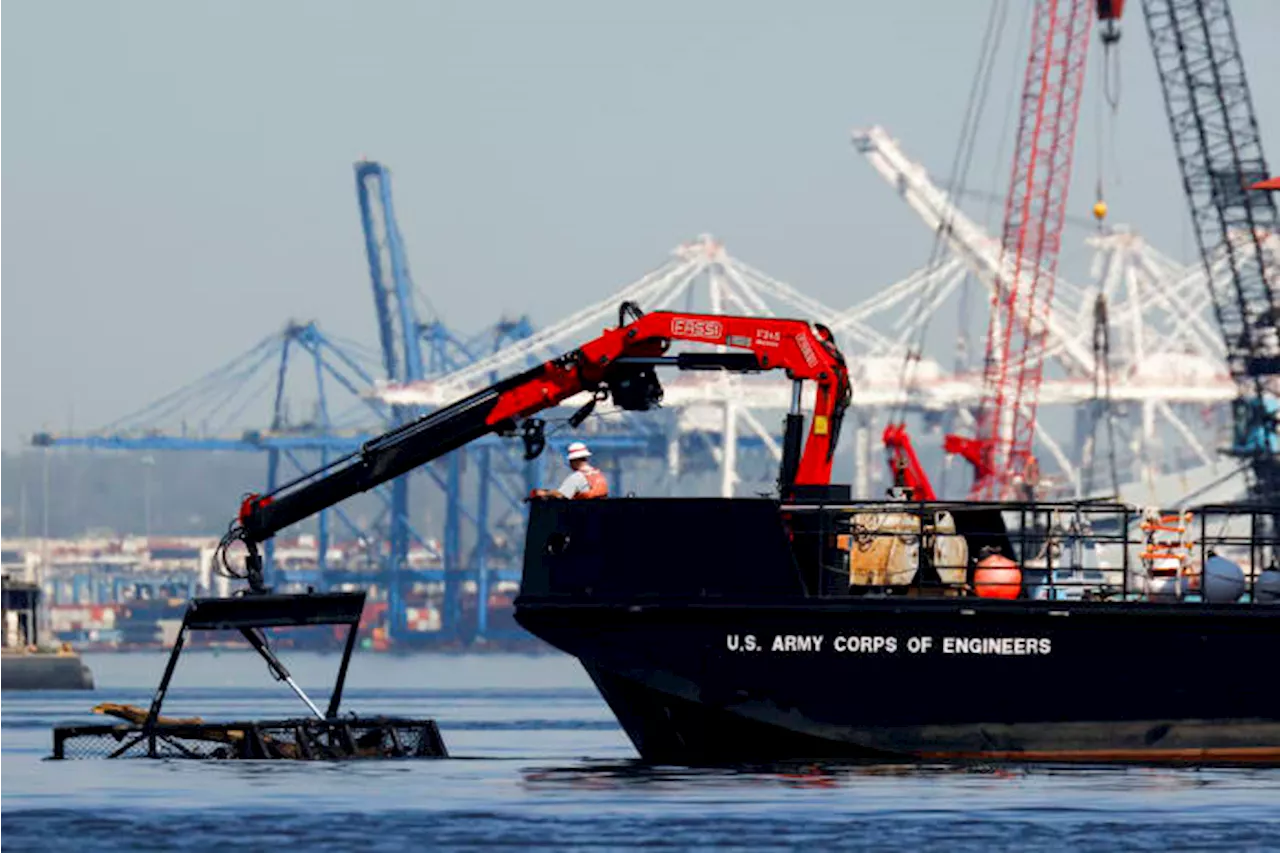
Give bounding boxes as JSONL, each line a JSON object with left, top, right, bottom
{"left": 974, "top": 553, "right": 1022, "bottom": 600}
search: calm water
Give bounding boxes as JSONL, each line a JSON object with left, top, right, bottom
{"left": 4, "top": 650, "right": 1279, "bottom": 851}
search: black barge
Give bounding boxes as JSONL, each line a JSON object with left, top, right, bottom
{"left": 514, "top": 496, "right": 1280, "bottom": 765}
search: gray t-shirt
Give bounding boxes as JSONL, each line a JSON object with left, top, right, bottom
{"left": 556, "top": 470, "right": 592, "bottom": 499}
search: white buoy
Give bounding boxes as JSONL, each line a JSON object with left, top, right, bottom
{"left": 1194, "top": 554, "right": 1247, "bottom": 603}
{"left": 1255, "top": 567, "right": 1280, "bottom": 604}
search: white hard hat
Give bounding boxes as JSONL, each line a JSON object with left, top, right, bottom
{"left": 566, "top": 441, "right": 591, "bottom": 461}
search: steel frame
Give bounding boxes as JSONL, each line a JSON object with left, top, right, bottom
{"left": 1140, "top": 0, "right": 1280, "bottom": 503}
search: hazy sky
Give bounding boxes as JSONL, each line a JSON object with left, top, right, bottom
{"left": 4, "top": 0, "right": 1279, "bottom": 448}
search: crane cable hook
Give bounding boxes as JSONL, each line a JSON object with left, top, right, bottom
{"left": 1094, "top": 7, "right": 1123, "bottom": 231}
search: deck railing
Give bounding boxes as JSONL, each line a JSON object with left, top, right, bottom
{"left": 780, "top": 499, "right": 1280, "bottom": 604}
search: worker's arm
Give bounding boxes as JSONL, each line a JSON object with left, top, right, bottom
{"left": 528, "top": 488, "right": 568, "bottom": 500}
{"left": 528, "top": 489, "right": 563, "bottom": 500}
{"left": 529, "top": 472, "right": 583, "bottom": 500}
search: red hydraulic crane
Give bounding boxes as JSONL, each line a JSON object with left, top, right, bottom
{"left": 942, "top": 0, "right": 1107, "bottom": 500}
{"left": 223, "top": 304, "right": 852, "bottom": 592}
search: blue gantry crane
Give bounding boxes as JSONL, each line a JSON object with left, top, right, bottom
{"left": 32, "top": 320, "right": 417, "bottom": 574}
{"left": 355, "top": 161, "right": 422, "bottom": 636}
{"left": 31, "top": 158, "right": 663, "bottom": 644}
{"left": 353, "top": 160, "right": 541, "bottom": 640}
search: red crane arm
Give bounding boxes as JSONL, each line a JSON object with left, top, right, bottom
{"left": 486, "top": 310, "right": 851, "bottom": 486}
{"left": 882, "top": 424, "right": 938, "bottom": 501}
{"left": 232, "top": 304, "right": 852, "bottom": 586}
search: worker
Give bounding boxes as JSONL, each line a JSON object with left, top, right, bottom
{"left": 531, "top": 441, "right": 609, "bottom": 500}
{"left": 1019, "top": 455, "right": 1041, "bottom": 502}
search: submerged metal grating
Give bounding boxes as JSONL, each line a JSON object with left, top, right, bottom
{"left": 52, "top": 718, "right": 448, "bottom": 761}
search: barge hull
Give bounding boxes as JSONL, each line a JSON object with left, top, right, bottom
{"left": 517, "top": 600, "right": 1280, "bottom": 765}
{"left": 515, "top": 498, "right": 1280, "bottom": 766}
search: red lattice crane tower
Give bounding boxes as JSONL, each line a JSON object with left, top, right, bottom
{"left": 944, "top": 0, "right": 1107, "bottom": 500}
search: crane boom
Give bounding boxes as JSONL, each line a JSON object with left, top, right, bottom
{"left": 224, "top": 304, "right": 851, "bottom": 592}
{"left": 949, "top": 0, "right": 1096, "bottom": 500}
{"left": 1137, "top": 0, "right": 1280, "bottom": 503}
{"left": 851, "top": 127, "right": 1097, "bottom": 376}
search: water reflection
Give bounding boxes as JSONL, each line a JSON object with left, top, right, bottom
{"left": 521, "top": 760, "right": 1003, "bottom": 791}
{"left": 520, "top": 758, "right": 1270, "bottom": 798}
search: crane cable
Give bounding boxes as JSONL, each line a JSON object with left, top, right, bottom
{"left": 1094, "top": 19, "right": 1123, "bottom": 230}
{"left": 1083, "top": 293, "right": 1121, "bottom": 496}
{"left": 1086, "top": 12, "right": 1123, "bottom": 498}
{"left": 890, "top": 0, "right": 1010, "bottom": 428}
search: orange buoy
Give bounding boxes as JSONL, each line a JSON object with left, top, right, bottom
{"left": 974, "top": 553, "right": 1022, "bottom": 600}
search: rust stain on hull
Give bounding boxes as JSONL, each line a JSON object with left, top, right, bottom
{"left": 916, "top": 746, "right": 1280, "bottom": 765}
